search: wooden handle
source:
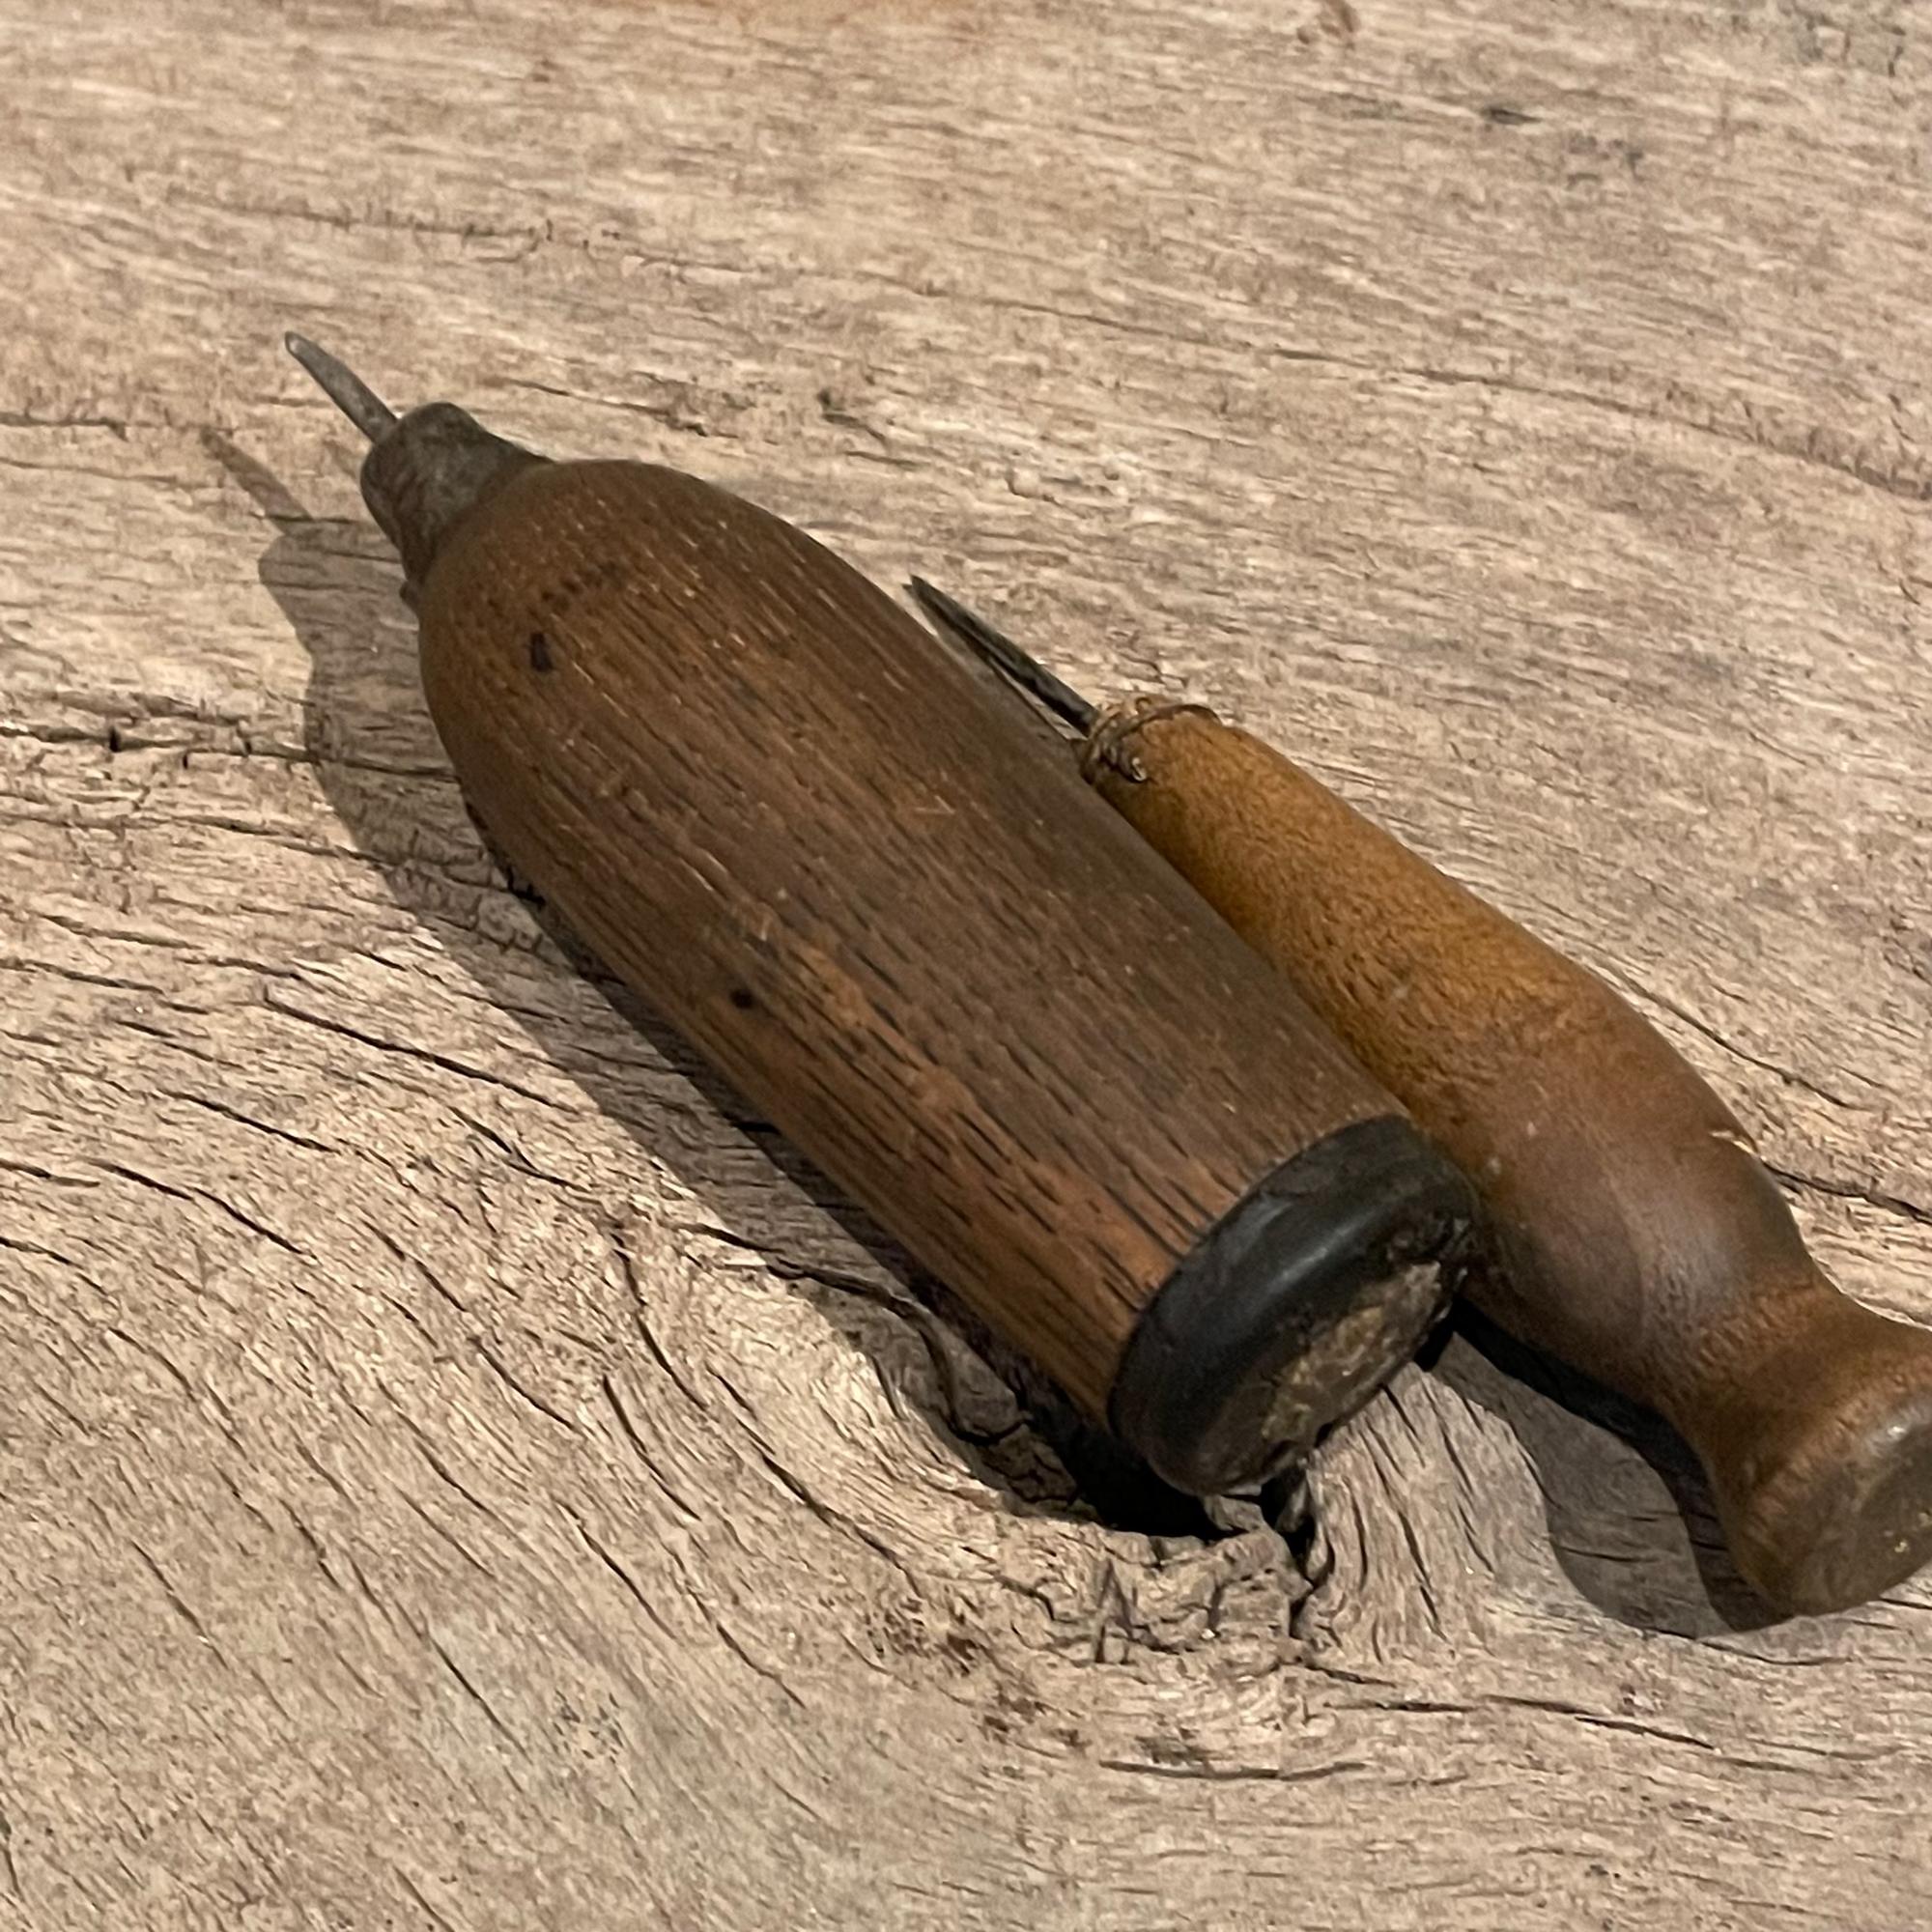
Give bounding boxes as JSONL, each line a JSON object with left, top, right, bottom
{"left": 1087, "top": 700, "right": 1932, "bottom": 1613}
{"left": 375, "top": 432, "right": 1472, "bottom": 1492}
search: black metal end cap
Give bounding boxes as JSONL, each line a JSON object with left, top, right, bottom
{"left": 1108, "top": 1115, "right": 1475, "bottom": 1496}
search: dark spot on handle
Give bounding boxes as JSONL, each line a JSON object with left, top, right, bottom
{"left": 728, "top": 986, "right": 757, "bottom": 1010}
{"left": 528, "top": 631, "right": 554, "bottom": 672}
{"left": 1482, "top": 103, "right": 1539, "bottom": 126}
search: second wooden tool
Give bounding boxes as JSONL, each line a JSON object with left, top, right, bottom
{"left": 912, "top": 579, "right": 1932, "bottom": 1617}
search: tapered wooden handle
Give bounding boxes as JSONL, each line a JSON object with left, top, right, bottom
{"left": 388, "top": 448, "right": 1471, "bottom": 1492}
{"left": 1086, "top": 700, "right": 1932, "bottom": 1613}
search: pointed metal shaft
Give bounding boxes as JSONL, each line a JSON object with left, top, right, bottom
{"left": 907, "top": 577, "right": 1099, "bottom": 736}
{"left": 284, "top": 333, "right": 399, "bottom": 443}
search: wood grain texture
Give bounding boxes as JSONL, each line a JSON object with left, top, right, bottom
{"left": 1, "top": 1, "right": 1929, "bottom": 1926}
{"left": 412, "top": 446, "right": 1421, "bottom": 1421}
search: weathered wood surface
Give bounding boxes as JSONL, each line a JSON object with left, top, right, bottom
{"left": 2, "top": 0, "right": 1929, "bottom": 1924}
